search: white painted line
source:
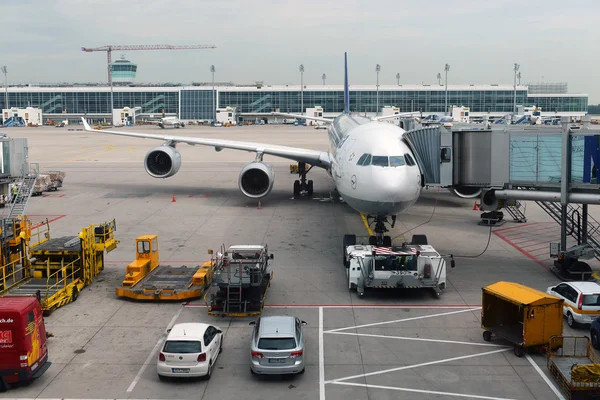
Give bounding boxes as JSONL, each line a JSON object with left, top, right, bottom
{"left": 329, "top": 382, "right": 518, "bottom": 400}
{"left": 525, "top": 354, "right": 566, "bottom": 400}
{"left": 328, "top": 331, "right": 509, "bottom": 347}
{"left": 319, "top": 307, "right": 325, "bottom": 400}
{"left": 325, "top": 307, "right": 481, "bottom": 333}
{"left": 183, "top": 304, "right": 480, "bottom": 309}
{"left": 126, "top": 308, "right": 183, "bottom": 393}
{"left": 325, "top": 347, "right": 510, "bottom": 384}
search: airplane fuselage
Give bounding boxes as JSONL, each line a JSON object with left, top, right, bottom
{"left": 326, "top": 114, "right": 422, "bottom": 217}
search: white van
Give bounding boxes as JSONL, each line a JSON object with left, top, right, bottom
{"left": 547, "top": 282, "right": 600, "bottom": 327}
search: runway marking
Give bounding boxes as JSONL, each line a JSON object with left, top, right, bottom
{"left": 325, "top": 307, "right": 481, "bottom": 333}
{"left": 360, "top": 213, "right": 373, "bottom": 236}
{"left": 329, "top": 382, "right": 519, "bottom": 400}
{"left": 319, "top": 307, "right": 325, "bottom": 400}
{"left": 525, "top": 354, "right": 566, "bottom": 400}
{"left": 324, "top": 347, "right": 510, "bottom": 384}
{"left": 126, "top": 307, "right": 182, "bottom": 393}
{"left": 328, "top": 331, "right": 508, "bottom": 347}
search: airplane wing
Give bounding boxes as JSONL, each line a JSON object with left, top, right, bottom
{"left": 371, "top": 111, "right": 422, "bottom": 122}
{"left": 241, "top": 112, "right": 333, "bottom": 124}
{"left": 81, "top": 118, "right": 331, "bottom": 168}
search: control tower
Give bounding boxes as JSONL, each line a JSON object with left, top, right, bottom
{"left": 109, "top": 55, "right": 137, "bottom": 84}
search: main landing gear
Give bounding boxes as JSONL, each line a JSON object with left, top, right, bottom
{"left": 365, "top": 215, "right": 397, "bottom": 247}
{"left": 291, "top": 162, "right": 314, "bottom": 197}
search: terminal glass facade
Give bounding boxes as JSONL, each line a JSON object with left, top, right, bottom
{"left": 180, "top": 90, "right": 214, "bottom": 120}
{"left": 218, "top": 89, "right": 529, "bottom": 114}
{"left": 527, "top": 96, "right": 588, "bottom": 113}
{"left": 1, "top": 91, "right": 179, "bottom": 115}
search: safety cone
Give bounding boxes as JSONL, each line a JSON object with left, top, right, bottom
{"left": 473, "top": 201, "right": 479, "bottom": 210}
{"left": 257, "top": 200, "right": 262, "bottom": 210}
{"left": 172, "top": 194, "right": 177, "bottom": 202}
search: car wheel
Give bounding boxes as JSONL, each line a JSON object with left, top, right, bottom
{"left": 219, "top": 337, "right": 223, "bottom": 354}
{"left": 158, "top": 374, "right": 166, "bottom": 382}
{"left": 593, "top": 331, "right": 600, "bottom": 350}
{"left": 205, "top": 360, "right": 212, "bottom": 380}
{"left": 567, "top": 312, "right": 577, "bottom": 328}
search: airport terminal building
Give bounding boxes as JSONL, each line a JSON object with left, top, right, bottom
{"left": 0, "top": 82, "right": 588, "bottom": 123}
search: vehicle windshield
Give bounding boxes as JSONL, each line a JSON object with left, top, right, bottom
{"left": 582, "top": 294, "right": 600, "bottom": 306}
{"left": 258, "top": 337, "right": 296, "bottom": 350}
{"left": 163, "top": 340, "right": 202, "bottom": 353}
{"left": 370, "top": 255, "right": 417, "bottom": 271}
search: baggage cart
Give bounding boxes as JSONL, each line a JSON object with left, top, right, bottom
{"left": 481, "top": 281, "right": 564, "bottom": 357}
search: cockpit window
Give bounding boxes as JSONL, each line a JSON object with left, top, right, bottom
{"left": 405, "top": 153, "right": 416, "bottom": 166}
{"left": 357, "top": 154, "right": 372, "bottom": 166}
{"left": 371, "top": 156, "right": 388, "bottom": 167}
{"left": 389, "top": 156, "right": 406, "bottom": 167}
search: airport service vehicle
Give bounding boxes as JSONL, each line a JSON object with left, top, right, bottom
{"left": 115, "top": 235, "right": 214, "bottom": 301}
{"left": 205, "top": 244, "right": 273, "bottom": 317}
{"left": 547, "top": 336, "right": 600, "bottom": 400}
{"left": 157, "top": 323, "right": 223, "bottom": 381}
{"left": 343, "top": 234, "right": 453, "bottom": 298}
{"left": 546, "top": 281, "right": 600, "bottom": 328}
{"left": 0, "top": 297, "right": 51, "bottom": 392}
{"left": 249, "top": 316, "right": 306, "bottom": 376}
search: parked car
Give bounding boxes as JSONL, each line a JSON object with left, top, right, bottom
{"left": 591, "top": 317, "right": 600, "bottom": 350}
{"left": 157, "top": 323, "right": 223, "bottom": 380}
{"left": 546, "top": 281, "right": 600, "bottom": 327}
{"left": 249, "top": 316, "right": 306, "bottom": 375}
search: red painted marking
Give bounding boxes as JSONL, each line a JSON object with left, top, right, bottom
{"left": 493, "top": 230, "right": 549, "bottom": 270}
{"left": 189, "top": 195, "right": 196, "bottom": 198}
{"left": 501, "top": 226, "right": 556, "bottom": 239}
{"left": 107, "top": 260, "right": 208, "bottom": 264}
{"left": 520, "top": 242, "right": 550, "bottom": 250}
{"left": 30, "top": 215, "right": 66, "bottom": 229}
{"left": 42, "top": 193, "right": 66, "bottom": 198}
{"left": 492, "top": 222, "right": 551, "bottom": 233}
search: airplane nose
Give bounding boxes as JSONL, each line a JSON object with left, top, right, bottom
{"left": 373, "top": 169, "right": 410, "bottom": 202}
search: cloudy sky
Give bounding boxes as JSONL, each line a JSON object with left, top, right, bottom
{"left": 3, "top": 0, "right": 600, "bottom": 102}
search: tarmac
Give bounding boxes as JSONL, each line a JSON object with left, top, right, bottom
{"left": 0, "top": 122, "right": 598, "bottom": 400}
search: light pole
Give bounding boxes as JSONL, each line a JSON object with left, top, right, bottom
{"left": 444, "top": 64, "right": 450, "bottom": 115}
{"left": 437, "top": 73, "right": 441, "bottom": 85}
{"left": 1, "top": 66, "right": 7, "bottom": 109}
{"left": 396, "top": 72, "right": 400, "bottom": 86}
{"left": 322, "top": 73, "right": 326, "bottom": 86}
{"left": 376, "top": 64, "right": 381, "bottom": 116}
{"left": 210, "top": 65, "right": 216, "bottom": 123}
{"left": 513, "top": 63, "right": 520, "bottom": 114}
{"left": 299, "top": 64, "right": 304, "bottom": 114}
{"left": 517, "top": 71, "right": 521, "bottom": 85}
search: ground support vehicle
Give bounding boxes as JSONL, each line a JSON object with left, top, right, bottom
{"left": 0, "top": 219, "right": 118, "bottom": 315}
{"left": 31, "top": 175, "right": 51, "bottom": 196}
{"left": 205, "top": 244, "right": 273, "bottom": 317}
{"left": 481, "top": 281, "right": 564, "bottom": 357}
{"left": 343, "top": 234, "right": 453, "bottom": 298}
{"left": 0, "top": 297, "right": 51, "bottom": 392}
{"left": 115, "top": 235, "right": 214, "bottom": 301}
{"left": 547, "top": 336, "right": 600, "bottom": 399}
{"left": 45, "top": 171, "right": 65, "bottom": 191}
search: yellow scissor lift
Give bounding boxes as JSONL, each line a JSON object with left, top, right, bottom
{"left": 0, "top": 218, "right": 119, "bottom": 315}
{"left": 115, "top": 235, "right": 214, "bottom": 301}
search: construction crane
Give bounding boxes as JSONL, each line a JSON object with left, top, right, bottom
{"left": 81, "top": 44, "right": 217, "bottom": 121}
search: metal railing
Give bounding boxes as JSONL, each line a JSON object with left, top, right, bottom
{"left": 0, "top": 258, "right": 29, "bottom": 293}
{"left": 43, "top": 258, "right": 81, "bottom": 306}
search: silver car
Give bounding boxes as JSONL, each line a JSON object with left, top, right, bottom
{"left": 249, "top": 316, "right": 306, "bottom": 375}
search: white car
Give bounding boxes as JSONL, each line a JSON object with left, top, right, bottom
{"left": 546, "top": 282, "right": 600, "bottom": 328}
{"left": 157, "top": 323, "right": 223, "bottom": 380}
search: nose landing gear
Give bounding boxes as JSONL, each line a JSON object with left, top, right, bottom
{"left": 365, "top": 215, "right": 396, "bottom": 247}
{"left": 291, "top": 162, "right": 314, "bottom": 197}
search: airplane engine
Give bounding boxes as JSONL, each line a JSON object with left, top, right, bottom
{"left": 448, "top": 185, "right": 482, "bottom": 199}
{"left": 144, "top": 146, "right": 182, "bottom": 178}
{"left": 238, "top": 162, "right": 275, "bottom": 199}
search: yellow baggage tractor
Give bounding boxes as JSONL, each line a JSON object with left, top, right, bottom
{"left": 481, "top": 281, "right": 564, "bottom": 357}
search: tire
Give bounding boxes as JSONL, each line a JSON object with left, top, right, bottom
{"left": 343, "top": 234, "right": 356, "bottom": 267}
{"left": 383, "top": 236, "right": 392, "bottom": 247}
{"left": 158, "top": 374, "right": 166, "bottom": 382}
{"left": 299, "top": 367, "right": 305, "bottom": 374}
{"left": 368, "top": 236, "right": 377, "bottom": 245}
{"left": 307, "top": 180, "right": 314, "bottom": 195}
{"left": 411, "top": 234, "right": 428, "bottom": 245}
{"left": 514, "top": 345, "right": 524, "bottom": 358}
{"left": 219, "top": 336, "right": 223, "bottom": 354}
{"left": 293, "top": 180, "right": 300, "bottom": 196}
{"left": 567, "top": 312, "right": 577, "bottom": 328}
{"left": 483, "top": 331, "right": 492, "bottom": 342}
{"left": 205, "top": 360, "right": 212, "bottom": 380}
{"left": 593, "top": 331, "right": 600, "bottom": 350}
{"left": 72, "top": 287, "right": 79, "bottom": 302}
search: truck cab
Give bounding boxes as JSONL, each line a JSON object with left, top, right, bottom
{"left": 345, "top": 240, "right": 452, "bottom": 298}
{"left": 122, "top": 235, "right": 159, "bottom": 287}
{"left": 0, "top": 297, "right": 51, "bottom": 391}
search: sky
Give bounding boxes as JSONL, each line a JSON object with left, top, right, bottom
{"left": 2, "top": 0, "right": 600, "bottom": 103}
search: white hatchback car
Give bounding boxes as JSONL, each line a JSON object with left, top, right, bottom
{"left": 546, "top": 281, "right": 600, "bottom": 328}
{"left": 157, "top": 322, "right": 223, "bottom": 380}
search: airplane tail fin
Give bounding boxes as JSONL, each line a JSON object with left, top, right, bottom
{"left": 344, "top": 52, "right": 350, "bottom": 114}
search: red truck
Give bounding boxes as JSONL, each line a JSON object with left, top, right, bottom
{"left": 0, "top": 297, "right": 51, "bottom": 392}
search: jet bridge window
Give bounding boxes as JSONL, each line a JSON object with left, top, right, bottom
{"left": 371, "top": 156, "right": 389, "bottom": 167}
{"left": 389, "top": 156, "right": 406, "bottom": 167}
{"left": 357, "top": 153, "right": 372, "bottom": 166}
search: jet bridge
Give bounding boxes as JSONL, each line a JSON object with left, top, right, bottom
{"left": 402, "top": 116, "right": 600, "bottom": 281}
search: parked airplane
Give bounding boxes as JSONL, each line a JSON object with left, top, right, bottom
{"left": 81, "top": 53, "right": 469, "bottom": 246}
